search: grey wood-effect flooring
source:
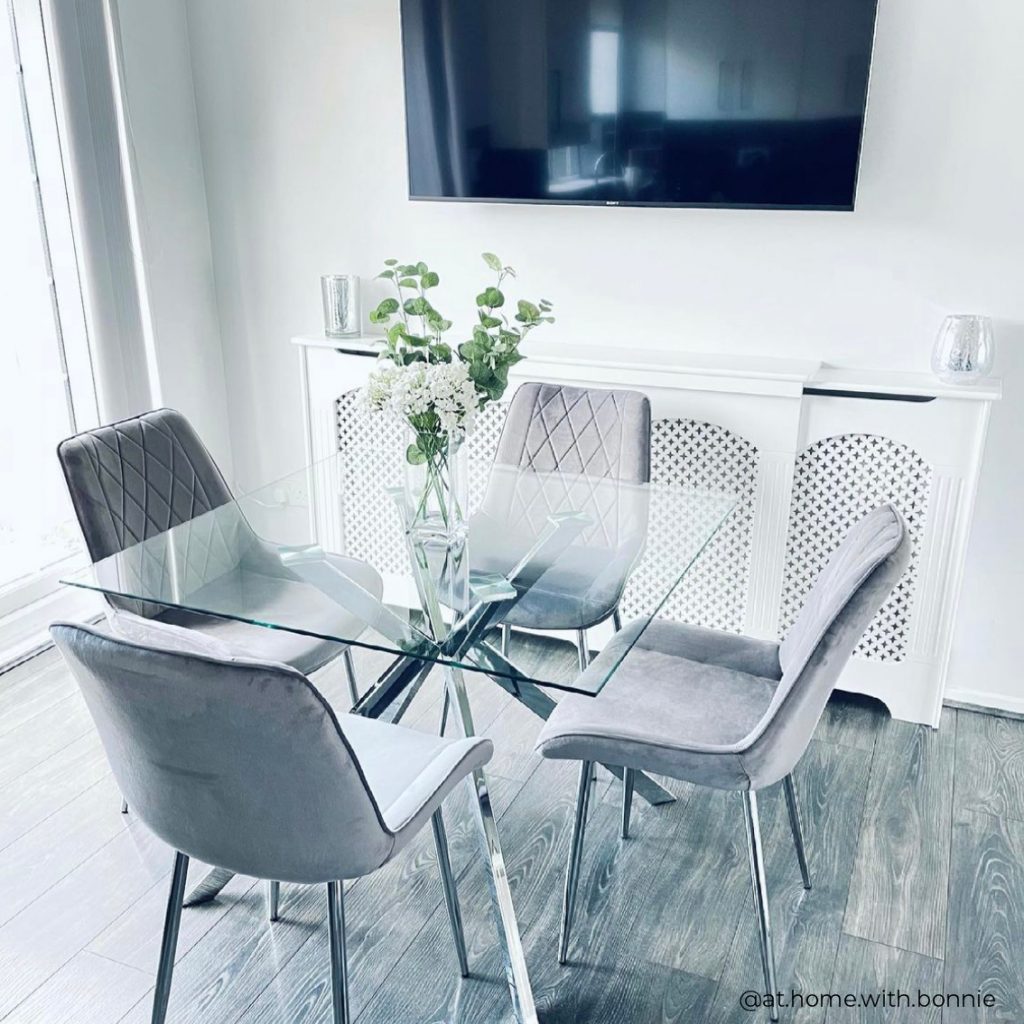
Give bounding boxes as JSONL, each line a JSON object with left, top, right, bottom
{"left": 1, "top": 639, "right": 1023, "bottom": 1023}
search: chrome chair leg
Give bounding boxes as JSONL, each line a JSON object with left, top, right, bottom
{"left": 327, "top": 880, "right": 351, "bottom": 1024}
{"left": 782, "top": 774, "right": 812, "bottom": 890}
{"left": 439, "top": 689, "right": 449, "bottom": 735}
{"left": 559, "top": 759, "right": 593, "bottom": 965}
{"left": 120, "top": 797, "right": 129, "bottom": 814}
{"left": 621, "top": 768, "right": 635, "bottom": 839}
{"left": 432, "top": 808, "right": 469, "bottom": 977}
{"left": 576, "top": 630, "right": 590, "bottom": 672}
{"left": 267, "top": 880, "right": 281, "bottom": 921}
{"left": 152, "top": 851, "right": 189, "bottom": 1024}
{"left": 342, "top": 648, "right": 360, "bottom": 707}
{"left": 742, "top": 791, "right": 779, "bottom": 1023}
{"left": 501, "top": 623, "right": 511, "bottom": 658}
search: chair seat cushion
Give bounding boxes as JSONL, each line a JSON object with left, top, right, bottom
{"left": 157, "top": 554, "right": 383, "bottom": 676}
{"left": 340, "top": 714, "right": 493, "bottom": 852}
{"left": 535, "top": 618, "right": 783, "bottom": 790}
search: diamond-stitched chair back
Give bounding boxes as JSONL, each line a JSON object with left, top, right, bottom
{"left": 493, "top": 382, "right": 651, "bottom": 484}
{"left": 58, "top": 409, "right": 235, "bottom": 616}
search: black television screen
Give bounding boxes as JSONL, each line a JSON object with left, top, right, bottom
{"left": 400, "top": 0, "right": 878, "bottom": 210}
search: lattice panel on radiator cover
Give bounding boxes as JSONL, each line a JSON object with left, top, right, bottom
{"left": 780, "top": 433, "right": 930, "bottom": 662}
{"left": 620, "top": 420, "right": 759, "bottom": 633}
{"left": 333, "top": 391, "right": 508, "bottom": 573}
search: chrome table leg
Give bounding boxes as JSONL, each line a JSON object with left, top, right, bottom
{"left": 267, "top": 880, "right": 281, "bottom": 921}
{"left": 446, "top": 663, "right": 539, "bottom": 1024}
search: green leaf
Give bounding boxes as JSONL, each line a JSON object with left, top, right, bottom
{"left": 376, "top": 297, "right": 400, "bottom": 315}
{"left": 477, "top": 287, "right": 504, "bottom": 309}
{"left": 416, "top": 261, "right": 429, "bottom": 275}
{"left": 482, "top": 252, "right": 502, "bottom": 272}
{"left": 377, "top": 270, "right": 395, "bottom": 280}
{"left": 405, "top": 443, "right": 427, "bottom": 465}
{"left": 404, "top": 334, "right": 428, "bottom": 346}
{"left": 402, "top": 350, "right": 426, "bottom": 364}
{"left": 517, "top": 299, "right": 540, "bottom": 321}
{"left": 398, "top": 264, "right": 419, "bottom": 276}
{"left": 478, "top": 311, "right": 502, "bottom": 329}
{"left": 387, "top": 323, "right": 405, "bottom": 344}
{"left": 404, "top": 297, "right": 431, "bottom": 316}
{"left": 398, "top": 277, "right": 418, "bottom": 288}
{"left": 431, "top": 343, "right": 452, "bottom": 361}
{"left": 421, "top": 271, "right": 440, "bottom": 288}
{"left": 384, "top": 258, "right": 399, "bottom": 266}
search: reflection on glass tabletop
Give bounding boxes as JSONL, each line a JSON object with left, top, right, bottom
{"left": 62, "top": 455, "right": 735, "bottom": 697}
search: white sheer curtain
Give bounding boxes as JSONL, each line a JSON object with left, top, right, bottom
{"left": 42, "top": 0, "right": 156, "bottom": 422}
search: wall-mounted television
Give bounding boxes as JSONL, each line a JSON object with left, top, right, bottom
{"left": 400, "top": 0, "right": 879, "bottom": 211}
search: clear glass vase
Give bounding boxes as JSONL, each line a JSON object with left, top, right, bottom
{"left": 403, "top": 430, "right": 468, "bottom": 543}
{"left": 931, "top": 315, "right": 994, "bottom": 384}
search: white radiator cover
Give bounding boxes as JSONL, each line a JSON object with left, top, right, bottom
{"left": 294, "top": 335, "right": 1000, "bottom": 728}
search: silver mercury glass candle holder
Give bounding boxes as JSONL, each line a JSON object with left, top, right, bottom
{"left": 931, "top": 314, "right": 995, "bottom": 384}
{"left": 321, "top": 275, "right": 361, "bottom": 338}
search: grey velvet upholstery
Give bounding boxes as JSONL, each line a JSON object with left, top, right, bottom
{"left": 51, "top": 619, "right": 492, "bottom": 884}
{"left": 536, "top": 504, "right": 910, "bottom": 791}
{"left": 58, "top": 409, "right": 383, "bottom": 675}
{"left": 476, "top": 382, "right": 652, "bottom": 631}
{"left": 493, "top": 382, "right": 651, "bottom": 483}
{"left": 57, "top": 408, "right": 234, "bottom": 564}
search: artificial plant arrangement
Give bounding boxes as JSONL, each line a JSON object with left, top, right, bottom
{"left": 363, "top": 253, "right": 554, "bottom": 534}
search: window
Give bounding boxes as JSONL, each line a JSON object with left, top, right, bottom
{"left": 0, "top": 1, "right": 98, "bottom": 640}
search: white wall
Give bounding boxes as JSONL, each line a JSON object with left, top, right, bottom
{"left": 111, "top": 0, "right": 232, "bottom": 470}
{"left": 181, "top": 0, "right": 1023, "bottom": 705}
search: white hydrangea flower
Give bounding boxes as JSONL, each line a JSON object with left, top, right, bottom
{"left": 363, "top": 357, "right": 480, "bottom": 441}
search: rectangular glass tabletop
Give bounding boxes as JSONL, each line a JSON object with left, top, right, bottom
{"left": 61, "top": 453, "right": 735, "bottom": 697}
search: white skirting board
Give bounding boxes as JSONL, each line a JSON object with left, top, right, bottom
{"left": 293, "top": 335, "right": 1001, "bottom": 728}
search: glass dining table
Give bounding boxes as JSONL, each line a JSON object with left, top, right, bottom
{"left": 62, "top": 451, "right": 735, "bottom": 1024}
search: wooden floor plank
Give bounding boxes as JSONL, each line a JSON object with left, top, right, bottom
{"left": 704, "top": 739, "right": 873, "bottom": 1024}
{"left": 943, "top": 809, "right": 1024, "bottom": 1023}
{"left": 824, "top": 934, "right": 942, "bottom": 1023}
{"left": 843, "top": 710, "right": 956, "bottom": 959}
{"left": 0, "top": 731, "right": 109, "bottom": 851}
{"left": 0, "top": 774, "right": 125, "bottom": 928}
{"left": 88, "top": 857, "right": 260, "bottom": 975}
{"left": 0, "top": 645, "right": 1018, "bottom": 1024}
{"left": 953, "top": 710, "right": 1024, "bottom": 823}
{"left": 0, "top": 655, "right": 78, "bottom": 738}
{"left": 235, "top": 773, "right": 522, "bottom": 1024}
{"left": 0, "top": 691, "right": 94, "bottom": 787}
{"left": 2, "top": 950, "right": 153, "bottom": 1024}
{"left": 817, "top": 691, "right": 887, "bottom": 754}
{"left": 0, "top": 816, "right": 170, "bottom": 1017}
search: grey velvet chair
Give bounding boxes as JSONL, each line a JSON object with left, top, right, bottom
{"left": 535, "top": 505, "right": 910, "bottom": 1020}
{"left": 481, "top": 382, "right": 652, "bottom": 671}
{"left": 50, "top": 618, "right": 493, "bottom": 1024}
{"left": 57, "top": 408, "right": 380, "bottom": 702}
